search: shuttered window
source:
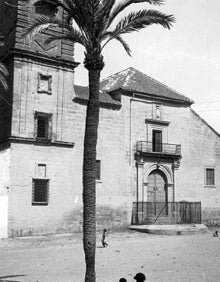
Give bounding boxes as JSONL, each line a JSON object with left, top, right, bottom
{"left": 205, "top": 168, "right": 215, "bottom": 186}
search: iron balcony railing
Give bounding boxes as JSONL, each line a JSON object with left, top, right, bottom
{"left": 131, "top": 202, "right": 201, "bottom": 225}
{"left": 136, "top": 141, "right": 181, "bottom": 156}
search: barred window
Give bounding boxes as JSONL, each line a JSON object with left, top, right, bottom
{"left": 32, "top": 179, "right": 49, "bottom": 205}
{"left": 205, "top": 168, "right": 215, "bottom": 186}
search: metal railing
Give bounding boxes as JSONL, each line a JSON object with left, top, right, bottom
{"left": 136, "top": 141, "right": 181, "bottom": 156}
{"left": 131, "top": 202, "right": 201, "bottom": 225}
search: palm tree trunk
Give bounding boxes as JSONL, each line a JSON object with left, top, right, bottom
{"left": 83, "top": 67, "right": 100, "bottom": 282}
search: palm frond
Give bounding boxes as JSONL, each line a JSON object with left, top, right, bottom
{"left": 109, "top": 34, "right": 132, "bottom": 56}
{"left": 111, "top": 9, "right": 175, "bottom": 37}
{"left": 0, "top": 62, "right": 8, "bottom": 77}
{"left": 22, "top": 15, "right": 66, "bottom": 41}
{"left": 94, "top": 0, "right": 116, "bottom": 37}
{"left": 0, "top": 63, "right": 8, "bottom": 90}
{"left": 45, "top": 28, "right": 87, "bottom": 47}
{"left": 107, "top": 0, "right": 164, "bottom": 29}
{"left": 0, "top": 74, "right": 8, "bottom": 90}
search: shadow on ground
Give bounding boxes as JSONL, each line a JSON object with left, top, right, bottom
{"left": 0, "top": 275, "right": 26, "bottom": 282}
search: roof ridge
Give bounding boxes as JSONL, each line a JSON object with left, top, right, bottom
{"left": 100, "top": 67, "right": 133, "bottom": 82}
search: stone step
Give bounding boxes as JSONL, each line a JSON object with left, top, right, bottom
{"left": 129, "top": 224, "right": 208, "bottom": 235}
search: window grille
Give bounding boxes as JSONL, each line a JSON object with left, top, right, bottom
{"left": 32, "top": 179, "right": 49, "bottom": 205}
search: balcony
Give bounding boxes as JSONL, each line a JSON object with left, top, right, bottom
{"left": 136, "top": 141, "right": 181, "bottom": 160}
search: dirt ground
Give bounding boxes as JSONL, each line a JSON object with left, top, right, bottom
{"left": 0, "top": 228, "right": 220, "bottom": 282}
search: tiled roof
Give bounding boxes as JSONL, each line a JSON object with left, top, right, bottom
{"left": 100, "top": 67, "right": 194, "bottom": 105}
{"left": 73, "top": 85, "right": 121, "bottom": 108}
{"left": 74, "top": 67, "right": 194, "bottom": 106}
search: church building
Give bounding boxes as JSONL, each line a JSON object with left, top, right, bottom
{"left": 0, "top": 1, "right": 220, "bottom": 238}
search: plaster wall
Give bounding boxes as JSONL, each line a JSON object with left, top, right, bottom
{"left": 8, "top": 143, "right": 83, "bottom": 237}
{"left": 0, "top": 149, "right": 10, "bottom": 238}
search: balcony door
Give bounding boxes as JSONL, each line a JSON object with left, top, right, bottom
{"left": 152, "top": 130, "right": 162, "bottom": 152}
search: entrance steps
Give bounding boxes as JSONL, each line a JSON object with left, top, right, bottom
{"left": 129, "top": 224, "right": 208, "bottom": 235}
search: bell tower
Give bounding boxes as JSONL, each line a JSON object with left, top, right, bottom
{"left": 0, "top": 0, "right": 76, "bottom": 62}
{"left": 0, "top": 0, "right": 79, "bottom": 142}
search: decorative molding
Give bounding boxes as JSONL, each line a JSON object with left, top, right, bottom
{"left": 37, "top": 73, "right": 52, "bottom": 94}
{"left": 145, "top": 119, "right": 170, "bottom": 126}
{"left": 0, "top": 136, "right": 74, "bottom": 148}
{"left": 6, "top": 48, "right": 79, "bottom": 70}
{"left": 34, "top": 39, "right": 57, "bottom": 52}
{"left": 143, "top": 163, "right": 173, "bottom": 185}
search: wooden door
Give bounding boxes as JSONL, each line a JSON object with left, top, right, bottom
{"left": 147, "top": 170, "right": 166, "bottom": 202}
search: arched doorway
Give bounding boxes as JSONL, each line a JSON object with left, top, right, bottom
{"left": 147, "top": 169, "right": 168, "bottom": 203}
{"left": 146, "top": 169, "right": 168, "bottom": 219}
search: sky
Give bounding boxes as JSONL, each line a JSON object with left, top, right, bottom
{"left": 73, "top": 0, "right": 220, "bottom": 133}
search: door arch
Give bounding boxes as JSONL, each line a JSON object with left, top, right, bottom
{"left": 147, "top": 169, "right": 168, "bottom": 203}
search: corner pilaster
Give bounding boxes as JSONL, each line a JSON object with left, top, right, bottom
{"left": 136, "top": 160, "right": 144, "bottom": 203}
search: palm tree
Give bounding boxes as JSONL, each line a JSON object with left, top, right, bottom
{"left": 0, "top": 62, "right": 8, "bottom": 90}
{"left": 24, "top": 1, "right": 174, "bottom": 281}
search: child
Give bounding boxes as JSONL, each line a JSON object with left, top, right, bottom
{"left": 101, "top": 228, "right": 108, "bottom": 247}
{"left": 213, "top": 230, "right": 219, "bottom": 237}
{"left": 134, "top": 272, "right": 146, "bottom": 282}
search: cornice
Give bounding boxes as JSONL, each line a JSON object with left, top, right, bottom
{"left": 2, "top": 48, "right": 80, "bottom": 71}
{"left": 0, "top": 136, "right": 75, "bottom": 148}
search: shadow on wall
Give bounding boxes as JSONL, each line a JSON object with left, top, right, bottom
{"left": 96, "top": 205, "right": 128, "bottom": 230}
{"left": 60, "top": 205, "right": 129, "bottom": 233}
{"left": 9, "top": 205, "right": 129, "bottom": 237}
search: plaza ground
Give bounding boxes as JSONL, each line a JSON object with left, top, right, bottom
{"left": 0, "top": 228, "right": 220, "bottom": 282}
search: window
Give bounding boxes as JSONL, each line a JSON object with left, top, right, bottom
{"left": 37, "top": 164, "right": 46, "bottom": 178}
{"left": 152, "top": 130, "right": 162, "bottom": 152}
{"left": 205, "top": 168, "right": 215, "bottom": 186}
{"left": 32, "top": 164, "right": 49, "bottom": 206}
{"left": 37, "top": 116, "right": 48, "bottom": 138}
{"left": 32, "top": 179, "right": 49, "bottom": 205}
{"left": 37, "top": 73, "right": 52, "bottom": 94}
{"left": 34, "top": 112, "right": 52, "bottom": 140}
{"left": 35, "top": 3, "right": 58, "bottom": 17}
{"left": 96, "top": 160, "right": 101, "bottom": 180}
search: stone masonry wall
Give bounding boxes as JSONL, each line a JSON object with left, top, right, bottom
{"left": 7, "top": 80, "right": 220, "bottom": 236}
{"left": 12, "top": 57, "right": 75, "bottom": 142}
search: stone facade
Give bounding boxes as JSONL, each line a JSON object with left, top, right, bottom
{"left": 1, "top": 1, "right": 220, "bottom": 238}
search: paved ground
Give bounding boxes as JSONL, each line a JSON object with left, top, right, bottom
{"left": 0, "top": 228, "right": 220, "bottom": 282}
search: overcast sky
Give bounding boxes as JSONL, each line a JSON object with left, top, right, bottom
{"left": 73, "top": 0, "right": 220, "bottom": 133}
